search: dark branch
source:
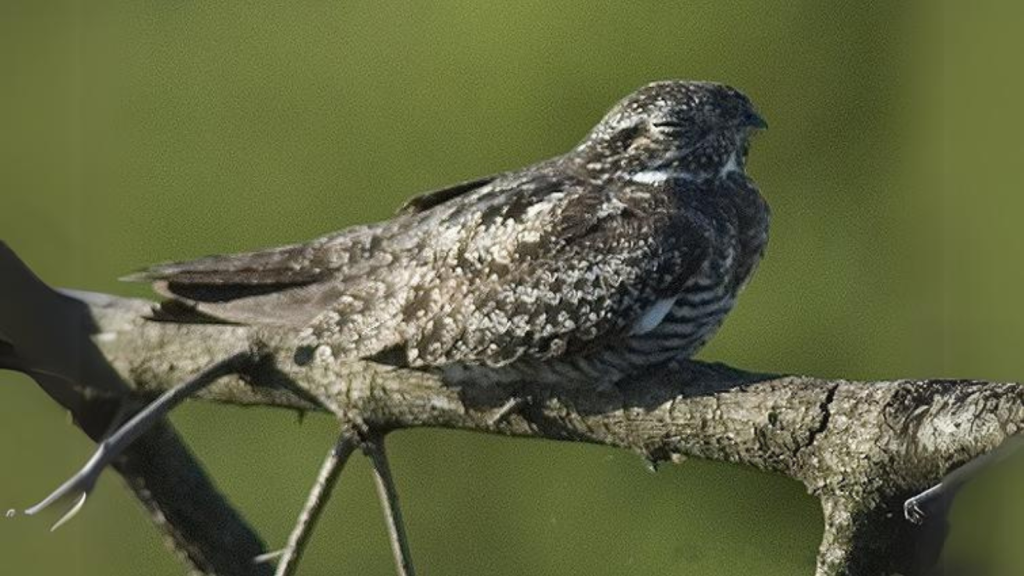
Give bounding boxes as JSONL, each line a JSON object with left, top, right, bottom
{"left": 1, "top": 243, "right": 273, "bottom": 576}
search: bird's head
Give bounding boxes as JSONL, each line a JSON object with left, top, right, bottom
{"left": 576, "top": 80, "right": 766, "bottom": 183}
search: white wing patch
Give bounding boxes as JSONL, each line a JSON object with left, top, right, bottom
{"left": 630, "top": 297, "right": 677, "bottom": 335}
{"left": 629, "top": 169, "right": 699, "bottom": 185}
{"left": 630, "top": 169, "right": 671, "bottom": 185}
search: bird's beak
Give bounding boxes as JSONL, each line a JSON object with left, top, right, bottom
{"left": 743, "top": 110, "right": 768, "bottom": 130}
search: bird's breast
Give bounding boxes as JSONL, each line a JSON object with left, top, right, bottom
{"left": 624, "top": 279, "right": 737, "bottom": 361}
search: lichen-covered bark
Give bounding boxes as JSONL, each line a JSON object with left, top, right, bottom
{"left": 2, "top": 243, "right": 1021, "bottom": 576}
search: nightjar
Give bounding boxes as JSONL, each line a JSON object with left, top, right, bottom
{"left": 132, "top": 80, "right": 770, "bottom": 384}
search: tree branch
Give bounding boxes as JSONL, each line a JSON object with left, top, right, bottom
{"left": 0, "top": 243, "right": 272, "bottom": 576}
{"left": 2, "top": 242, "right": 1020, "bottom": 575}
{"left": 265, "top": 432, "right": 359, "bottom": 576}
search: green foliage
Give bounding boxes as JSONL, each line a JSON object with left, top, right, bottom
{"left": 1, "top": 2, "right": 1020, "bottom": 574}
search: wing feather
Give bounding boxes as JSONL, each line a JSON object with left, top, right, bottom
{"left": 396, "top": 177, "right": 711, "bottom": 367}
{"left": 395, "top": 175, "right": 499, "bottom": 216}
{"left": 124, "top": 172, "right": 501, "bottom": 326}
{"left": 124, "top": 233, "right": 366, "bottom": 325}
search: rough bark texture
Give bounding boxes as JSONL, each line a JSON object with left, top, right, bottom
{"left": 1, "top": 243, "right": 1020, "bottom": 576}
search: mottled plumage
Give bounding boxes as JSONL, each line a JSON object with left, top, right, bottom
{"left": 132, "top": 80, "right": 770, "bottom": 383}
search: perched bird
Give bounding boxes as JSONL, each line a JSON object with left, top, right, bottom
{"left": 26, "top": 81, "right": 770, "bottom": 554}
{"left": 133, "top": 80, "right": 770, "bottom": 384}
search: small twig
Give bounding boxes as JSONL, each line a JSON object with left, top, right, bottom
{"left": 99, "top": 400, "right": 134, "bottom": 440}
{"left": 487, "top": 396, "right": 529, "bottom": 426}
{"left": 23, "top": 350, "right": 251, "bottom": 529}
{"left": 364, "top": 434, "right": 416, "bottom": 576}
{"left": 258, "top": 431, "right": 359, "bottom": 576}
{"left": 905, "top": 433, "right": 1024, "bottom": 523}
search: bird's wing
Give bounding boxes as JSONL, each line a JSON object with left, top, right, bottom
{"left": 395, "top": 175, "right": 500, "bottom": 216}
{"left": 124, "top": 240, "right": 329, "bottom": 287}
{"left": 123, "top": 171, "right": 503, "bottom": 326}
{"left": 386, "top": 177, "right": 712, "bottom": 367}
{"left": 123, "top": 225, "right": 394, "bottom": 326}
{"left": 131, "top": 169, "right": 713, "bottom": 369}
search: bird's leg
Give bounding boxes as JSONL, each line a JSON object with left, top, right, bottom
{"left": 24, "top": 351, "right": 252, "bottom": 530}
{"left": 363, "top": 433, "right": 417, "bottom": 576}
{"left": 905, "top": 434, "right": 1023, "bottom": 524}
{"left": 255, "top": 431, "right": 359, "bottom": 576}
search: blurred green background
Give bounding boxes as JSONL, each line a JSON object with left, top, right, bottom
{"left": 2, "top": 1, "right": 1022, "bottom": 575}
